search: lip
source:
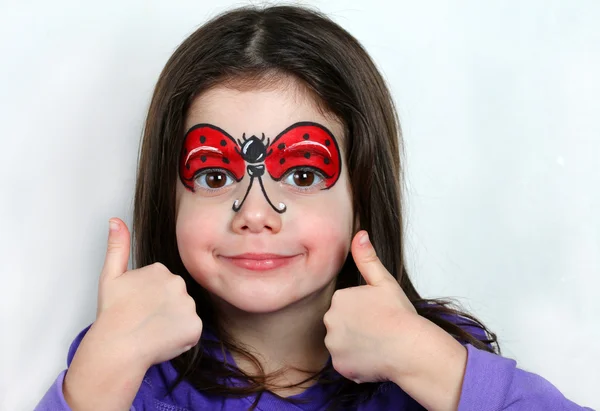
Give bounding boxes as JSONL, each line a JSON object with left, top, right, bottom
{"left": 220, "top": 253, "right": 301, "bottom": 271}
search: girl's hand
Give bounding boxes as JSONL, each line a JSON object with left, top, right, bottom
{"left": 323, "top": 231, "right": 467, "bottom": 408}
{"left": 63, "top": 218, "right": 203, "bottom": 410}
{"left": 93, "top": 218, "right": 204, "bottom": 368}
{"left": 323, "top": 230, "right": 419, "bottom": 383}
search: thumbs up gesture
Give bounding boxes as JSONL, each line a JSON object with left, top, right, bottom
{"left": 324, "top": 231, "right": 453, "bottom": 386}
{"left": 95, "top": 218, "right": 204, "bottom": 368}
{"left": 63, "top": 218, "right": 203, "bottom": 410}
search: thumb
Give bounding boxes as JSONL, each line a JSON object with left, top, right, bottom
{"left": 351, "top": 231, "right": 391, "bottom": 287}
{"left": 101, "top": 218, "right": 131, "bottom": 280}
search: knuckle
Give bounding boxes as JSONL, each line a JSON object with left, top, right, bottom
{"left": 169, "top": 275, "right": 187, "bottom": 291}
{"left": 186, "top": 295, "right": 197, "bottom": 311}
{"left": 151, "top": 262, "right": 166, "bottom": 271}
{"left": 191, "top": 317, "right": 203, "bottom": 340}
{"left": 330, "top": 290, "right": 341, "bottom": 305}
{"left": 323, "top": 312, "right": 331, "bottom": 327}
{"left": 331, "top": 357, "right": 344, "bottom": 373}
{"left": 106, "top": 242, "right": 123, "bottom": 254}
{"left": 362, "top": 250, "right": 379, "bottom": 264}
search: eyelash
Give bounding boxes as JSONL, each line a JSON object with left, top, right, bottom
{"left": 193, "top": 168, "right": 236, "bottom": 192}
{"left": 281, "top": 167, "right": 326, "bottom": 192}
{"left": 193, "top": 167, "right": 326, "bottom": 192}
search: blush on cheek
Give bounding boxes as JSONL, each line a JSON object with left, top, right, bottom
{"left": 300, "top": 210, "right": 352, "bottom": 268}
{"left": 175, "top": 201, "right": 221, "bottom": 277}
{"left": 176, "top": 223, "right": 202, "bottom": 269}
{"left": 176, "top": 227, "right": 220, "bottom": 292}
{"left": 312, "top": 192, "right": 353, "bottom": 245}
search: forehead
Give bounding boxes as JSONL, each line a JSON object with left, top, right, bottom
{"left": 184, "top": 80, "right": 345, "bottom": 149}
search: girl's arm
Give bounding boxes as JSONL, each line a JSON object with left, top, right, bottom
{"left": 324, "top": 233, "right": 593, "bottom": 411}
{"left": 387, "top": 316, "right": 594, "bottom": 411}
{"left": 35, "top": 219, "right": 203, "bottom": 410}
{"left": 34, "top": 322, "right": 145, "bottom": 411}
{"left": 458, "top": 342, "right": 594, "bottom": 410}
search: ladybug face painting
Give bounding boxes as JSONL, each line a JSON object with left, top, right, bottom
{"left": 179, "top": 121, "right": 342, "bottom": 213}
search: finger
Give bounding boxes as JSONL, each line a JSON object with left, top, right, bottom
{"left": 101, "top": 218, "right": 131, "bottom": 280}
{"left": 351, "top": 231, "right": 392, "bottom": 286}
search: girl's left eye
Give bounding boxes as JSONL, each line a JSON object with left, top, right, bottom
{"left": 282, "top": 168, "right": 325, "bottom": 190}
{"left": 195, "top": 169, "right": 235, "bottom": 190}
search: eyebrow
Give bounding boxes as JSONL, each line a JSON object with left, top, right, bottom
{"left": 184, "top": 145, "right": 223, "bottom": 165}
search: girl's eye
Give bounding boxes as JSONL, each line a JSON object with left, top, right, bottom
{"left": 194, "top": 169, "right": 234, "bottom": 190}
{"left": 283, "top": 168, "right": 325, "bottom": 189}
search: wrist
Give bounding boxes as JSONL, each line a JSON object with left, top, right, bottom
{"left": 387, "top": 316, "right": 468, "bottom": 411}
{"left": 91, "top": 312, "right": 154, "bottom": 370}
{"left": 63, "top": 321, "right": 149, "bottom": 410}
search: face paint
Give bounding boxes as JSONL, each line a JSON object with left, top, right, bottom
{"left": 180, "top": 124, "right": 246, "bottom": 188}
{"left": 264, "top": 122, "right": 341, "bottom": 186}
{"left": 179, "top": 121, "right": 342, "bottom": 213}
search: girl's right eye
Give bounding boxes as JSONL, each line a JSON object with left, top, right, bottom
{"left": 194, "top": 169, "right": 235, "bottom": 191}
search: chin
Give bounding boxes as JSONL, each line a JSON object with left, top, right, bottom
{"left": 212, "top": 279, "right": 331, "bottom": 315}
{"left": 224, "top": 297, "right": 295, "bottom": 314}
{"left": 221, "top": 287, "right": 303, "bottom": 314}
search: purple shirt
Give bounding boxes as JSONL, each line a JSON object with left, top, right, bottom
{"left": 35, "top": 320, "right": 593, "bottom": 410}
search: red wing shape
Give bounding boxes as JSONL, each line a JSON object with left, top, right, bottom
{"left": 179, "top": 124, "right": 245, "bottom": 191}
{"left": 265, "top": 122, "right": 341, "bottom": 189}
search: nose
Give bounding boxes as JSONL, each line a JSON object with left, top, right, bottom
{"left": 231, "top": 178, "right": 283, "bottom": 234}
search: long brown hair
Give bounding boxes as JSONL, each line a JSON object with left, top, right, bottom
{"left": 132, "top": 4, "right": 500, "bottom": 409}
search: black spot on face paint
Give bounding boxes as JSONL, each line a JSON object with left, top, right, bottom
{"left": 278, "top": 143, "right": 285, "bottom": 150}
{"left": 200, "top": 135, "right": 206, "bottom": 143}
{"left": 186, "top": 163, "right": 190, "bottom": 170}
{"left": 223, "top": 157, "right": 230, "bottom": 164}
{"left": 220, "top": 140, "right": 227, "bottom": 146}
{"left": 280, "top": 158, "right": 285, "bottom": 165}
{"left": 303, "top": 133, "right": 309, "bottom": 140}
{"left": 201, "top": 155, "right": 207, "bottom": 162}
{"left": 324, "top": 158, "right": 330, "bottom": 165}
{"left": 304, "top": 152, "right": 311, "bottom": 159}
{"left": 325, "top": 139, "right": 331, "bottom": 146}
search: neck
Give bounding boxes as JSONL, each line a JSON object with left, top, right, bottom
{"left": 213, "top": 280, "right": 336, "bottom": 395}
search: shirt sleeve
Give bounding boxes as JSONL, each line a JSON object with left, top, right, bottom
{"left": 34, "top": 369, "right": 72, "bottom": 411}
{"left": 34, "top": 324, "right": 105, "bottom": 411}
{"left": 458, "top": 343, "right": 595, "bottom": 411}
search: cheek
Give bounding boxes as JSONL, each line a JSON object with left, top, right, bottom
{"left": 300, "top": 206, "right": 351, "bottom": 245}
{"left": 293, "top": 186, "right": 354, "bottom": 273}
{"left": 175, "top": 196, "right": 225, "bottom": 277}
{"left": 306, "top": 220, "right": 349, "bottom": 277}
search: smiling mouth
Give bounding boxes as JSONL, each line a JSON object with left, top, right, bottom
{"left": 220, "top": 253, "right": 302, "bottom": 271}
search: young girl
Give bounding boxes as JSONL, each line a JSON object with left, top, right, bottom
{"left": 36, "top": 5, "right": 592, "bottom": 411}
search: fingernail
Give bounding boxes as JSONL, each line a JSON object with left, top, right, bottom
{"left": 359, "top": 231, "right": 370, "bottom": 246}
{"left": 109, "top": 220, "right": 120, "bottom": 232}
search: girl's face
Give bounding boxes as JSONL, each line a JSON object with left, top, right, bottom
{"left": 175, "top": 79, "right": 354, "bottom": 314}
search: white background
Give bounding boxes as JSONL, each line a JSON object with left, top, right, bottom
{"left": 1, "top": 1, "right": 598, "bottom": 409}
